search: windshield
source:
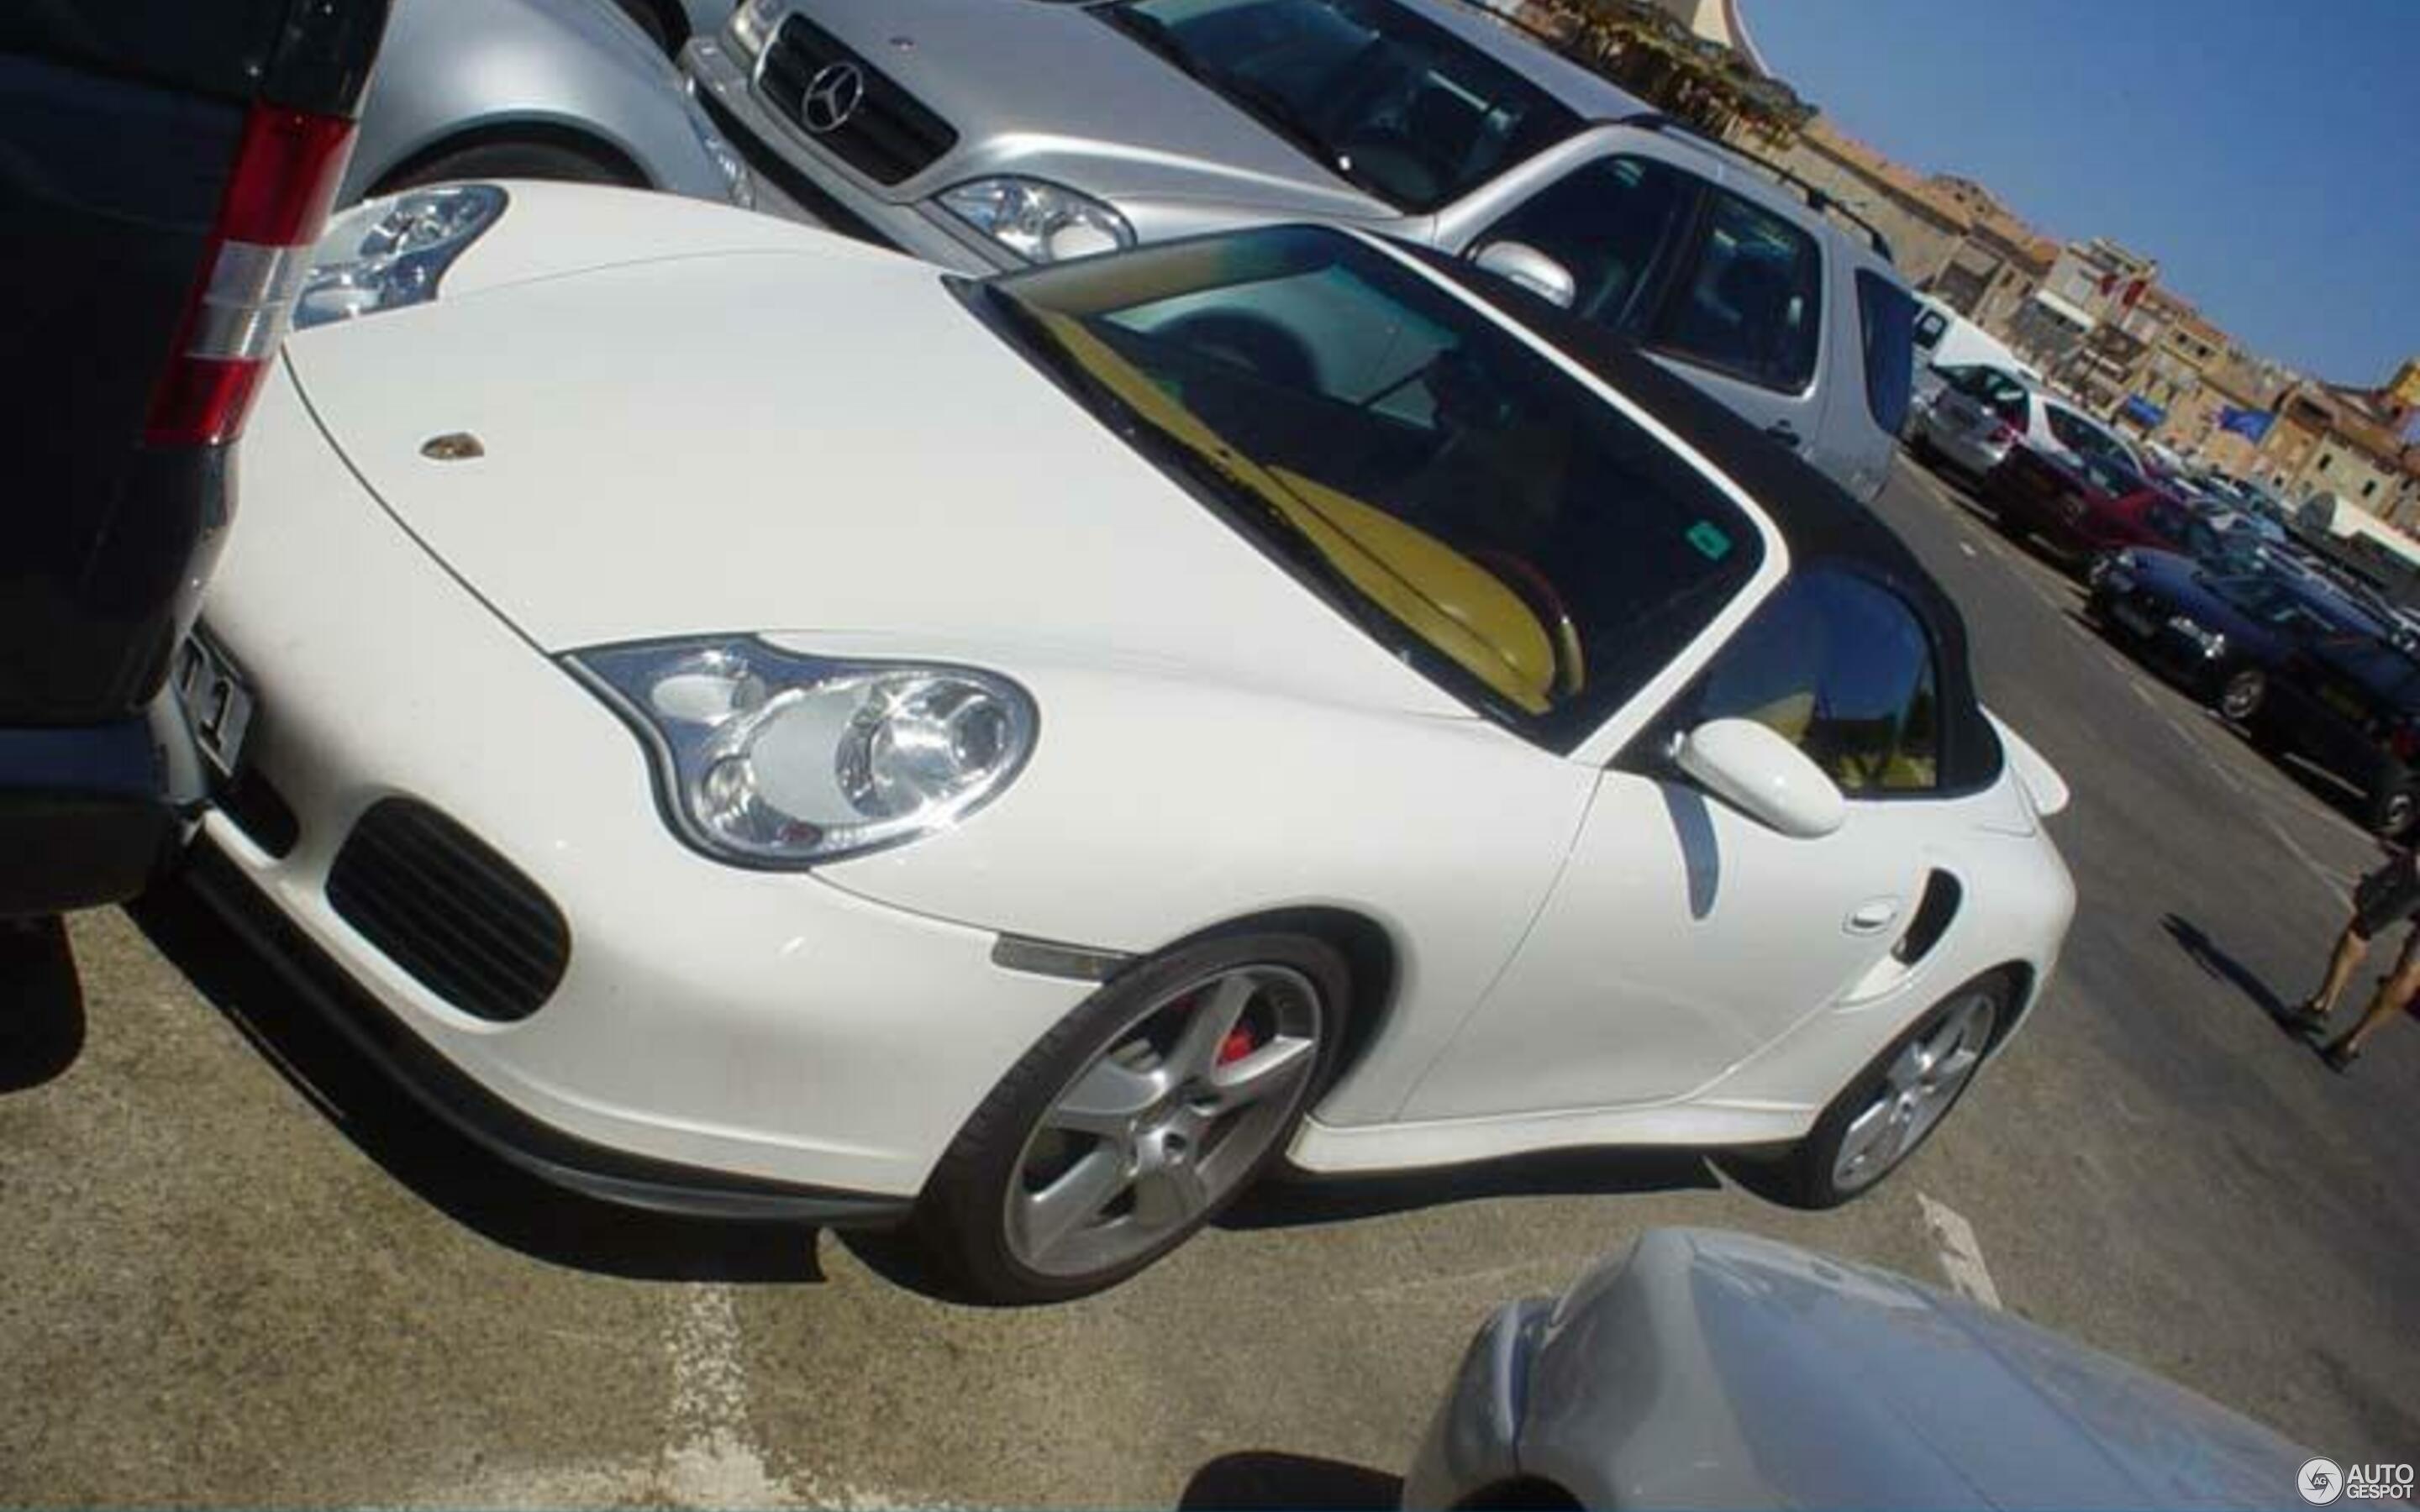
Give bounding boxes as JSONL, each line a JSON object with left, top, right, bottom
{"left": 982, "top": 226, "right": 1765, "bottom": 748}
{"left": 1097, "top": 0, "right": 1582, "bottom": 212}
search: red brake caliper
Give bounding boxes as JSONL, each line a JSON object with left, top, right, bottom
{"left": 1217, "top": 1024, "right": 1258, "bottom": 1066}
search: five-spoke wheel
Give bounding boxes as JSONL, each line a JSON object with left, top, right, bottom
{"left": 918, "top": 933, "right": 1344, "bottom": 1303}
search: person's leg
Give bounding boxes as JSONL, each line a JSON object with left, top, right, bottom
{"left": 2302, "top": 916, "right": 2372, "bottom": 1019}
{"left": 2323, "top": 924, "right": 2420, "bottom": 1065}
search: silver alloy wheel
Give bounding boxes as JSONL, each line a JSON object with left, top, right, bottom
{"left": 2220, "top": 669, "right": 2265, "bottom": 722}
{"left": 1003, "top": 964, "right": 1322, "bottom": 1279}
{"left": 1830, "top": 992, "right": 1997, "bottom": 1195}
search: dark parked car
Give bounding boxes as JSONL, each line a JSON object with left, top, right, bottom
{"left": 2087, "top": 549, "right": 2380, "bottom": 722}
{"left": 2256, "top": 633, "right": 2420, "bottom": 836}
{"left": 1984, "top": 428, "right": 2154, "bottom": 565}
{"left": 0, "top": 0, "right": 390, "bottom": 930}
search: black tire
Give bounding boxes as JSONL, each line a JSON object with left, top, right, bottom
{"left": 2365, "top": 784, "right": 2417, "bottom": 840}
{"left": 1756, "top": 969, "right": 2013, "bottom": 1210}
{"left": 380, "top": 139, "right": 642, "bottom": 196}
{"left": 915, "top": 931, "right": 1349, "bottom": 1304}
{"left": 2217, "top": 666, "right": 2268, "bottom": 725}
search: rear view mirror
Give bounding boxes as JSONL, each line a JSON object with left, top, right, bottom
{"left": 1470, "top": 240, "right": 1576, "bottom": 310}
{"left": 1676, "top": 719, "right": 1847, "bottom": 839}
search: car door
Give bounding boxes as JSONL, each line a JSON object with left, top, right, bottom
{"left": 1404, "top": 568, "right": 1951, "bottom": 1119}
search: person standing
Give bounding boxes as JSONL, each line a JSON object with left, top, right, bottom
{"left": 2295, "top": 844, "right": 2420, "bottom": 1071}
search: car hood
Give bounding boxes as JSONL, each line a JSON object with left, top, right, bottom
{"left": 1522, "top": 1230, "right": 2309, "bottom": 1509}
{"left": 279, "top": 202, "right": 1464, "bottom": 720}
{"left": 805, "top": 0, "right": 1392, "bottom": 220}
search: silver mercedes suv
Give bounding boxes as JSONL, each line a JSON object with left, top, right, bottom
{"left": 684, "top": 0, "right": 1918, "bottom": 501}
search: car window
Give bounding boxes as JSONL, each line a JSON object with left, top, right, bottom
{"left": 1476, "top": 155, "right": 1694, "bottom": 329}
{"left": 1676, "top": 570, "right": 1941, "bottom": 794}
{"left": 1102, "top": 0, "right": 1582, "bottom": 213}
{"left": 1855, "top": 270, "right": 1916, "bottom": 435}
{"left": 1647, "top": 190, "right": 1822, "bottom": 393}
{"left": 992, "top": 226, "right": 1765, "bottom": 751}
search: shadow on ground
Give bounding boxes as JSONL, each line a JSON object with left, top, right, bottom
{"left": 129, "top": 880, "right": 823, "bottom": 1284}
{"left": 1219, "top": 1147, "right": 1718, "bottom": 1232}
{"left": 1178, "top": 1451, "right": 1403, "bottom": 1509}
{"left": 1, "top": 916, "right": 86, "bottom": 1092}
{"left": 2158, "top": 912, "right": 2389, "bottom": 1070}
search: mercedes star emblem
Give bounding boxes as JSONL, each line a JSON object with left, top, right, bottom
{"left": 800, "top": 60, "right": 865, "bottom": 134}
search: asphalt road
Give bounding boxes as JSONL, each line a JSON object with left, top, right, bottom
{"left": 3, "top": 454, "right": 2416, "bottom": 1506}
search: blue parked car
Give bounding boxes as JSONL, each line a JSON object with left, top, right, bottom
{"left": 2086, "top": 548, "right": 2380, "bottom": 724}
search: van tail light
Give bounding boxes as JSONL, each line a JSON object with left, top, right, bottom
{"left": 1990, "top": 419, "right": 2019, "bottom": 445}
{"left": 145, "top": 104, "right": 358, "bottom": 448}
{"left": 2390, "top": 723, "right": 2420, "bottom": 764}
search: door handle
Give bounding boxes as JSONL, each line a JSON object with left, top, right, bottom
{"left": 1765, "top": 420, "right": 1802, "bottom": 449}
{"left": 1845, "top": 897, "right": 1902, "bottom": 935}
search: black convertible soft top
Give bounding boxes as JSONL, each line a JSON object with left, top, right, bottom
{"left": 1412, "top": 243, "right": 2005, "bottom": 795}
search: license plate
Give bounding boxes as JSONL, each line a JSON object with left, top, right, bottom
{"left": 172, "top": 631, "right": 255, "bottom": 778}
{"left": 2112, "top": 601, "right": 2156, "bottom": 638}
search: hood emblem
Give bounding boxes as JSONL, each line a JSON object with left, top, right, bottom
{"left": 420, "top": 432, "right": 485, "bottom": 462}
{"left": 801, "top": 61, "right": 865, "bottom": 134}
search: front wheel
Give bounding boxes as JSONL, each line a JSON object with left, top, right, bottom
{"left": 1763, "top": 972, "right": 2010, "bottom": 1210}
{"left": 2217, "top": 666, "right": 2268, "bottom": 724}
{"left": 915, "top": 932, "right": 1346, "bottom": 1303}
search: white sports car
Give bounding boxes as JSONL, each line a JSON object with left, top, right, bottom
{"left": 187, "top": 182, "right": 2074, "bottom": 1302}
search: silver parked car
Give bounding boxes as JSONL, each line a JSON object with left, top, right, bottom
{"left": 682, "top": 0, "right": 1919, "bottom": 502}
{"left": 341, "top": 0, "right": 755, "bottom": 210}
{"left": 1405, "top": 1229, "right": 2309, "bottom": 1510}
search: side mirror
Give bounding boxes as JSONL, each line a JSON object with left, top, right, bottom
{"left": 1676, "top": 718, "right": 1847, "bottom": 839}
{"left": 1470, "top": 240, "right": 1576, "bottom": 310}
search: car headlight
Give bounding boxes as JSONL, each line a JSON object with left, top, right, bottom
{"left": 691, "top": 113, "right": 755, "bottom": 208}
{"left": 2165, "top": 616, "right": 2227, "bottom": 658}
{"left": 569, "top": 638, "right": 1037, "bottom": 865}
{"left": 730, "top": 0, "right": 782, "bottom": 56}
{"left": 292, "top": 185, "right": 507, "bottom": 330}
{"left": 938, "top": 178, "right": 1134, "bottom": 263}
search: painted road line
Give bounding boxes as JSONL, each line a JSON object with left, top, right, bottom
{"left": 1918, "top": 1193, "right": 2003, "bottom": 1310}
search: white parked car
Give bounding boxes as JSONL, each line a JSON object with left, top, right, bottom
{"left": 187, "top": 183, "right": 2075, "bottom": 1301}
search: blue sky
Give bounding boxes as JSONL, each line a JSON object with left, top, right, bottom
{"left": 1740, "top": 1, "right": 2419, "bottom": 390}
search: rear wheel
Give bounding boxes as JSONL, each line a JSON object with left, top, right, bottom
{"left": 916, "top": 932, "right": 1346, "bottom": 1303}
{"left": 1761, "top": 973, "right": 2010, "bottom": 1210}
{"left": 380, "top": 139, "right": 642, "bottom": 196}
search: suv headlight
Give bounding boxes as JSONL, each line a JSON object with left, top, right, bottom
{"left": 293, "top": 185, "right": 507, "bottom": 330}
{"left": 938, "top": 178, "right": 1134, "bottom": 263}
{"left": 570, "top": 638, "right": 1037, "bottom": 865}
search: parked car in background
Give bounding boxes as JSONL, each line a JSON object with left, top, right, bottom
{"left": 682, "top": 0, "right": 1918, "bottom": 501}
{"left": 340, "top": 0, "right": 752, "bottom": 209}
{"left": 2086, "top": 549, "right": 2380, "bottom": 723}
{"left": 1907, "top": 360, "right": 2032, "bottom": 478}
{"left": 0, "top": 0, "right": 390, "bottom": 927}
{"left": 184, "top": 189, "right": 2072, "bottom": 1302}
{"left": 2255, "top": 633, "right": 2420, "bottom": 836}
{"left": 1980, "top": 405, "right": 2154, "bottom": 563}
{"left": 1906, "top": 295, "right": 2036, "bottom": 431}
{"left": 1403, "top": 1229, "right": 2309, "bottom": 1511}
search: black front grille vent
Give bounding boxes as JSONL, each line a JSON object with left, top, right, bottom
{"left": 758, "top": 14, "right": 957, "bottom": 185}
{"left": 326, "top": 799, "right": 570, "bottom": 1023}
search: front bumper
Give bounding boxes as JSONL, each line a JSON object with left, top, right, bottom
{"left": 1402, "top": 1296, "right": 1553, "bottom": 1509}
{"left": 197, "top": 361, "right": 1098, "bottom": 1203}
{"left": 683, "top": 34, "right": 1007, "bottom": 274}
